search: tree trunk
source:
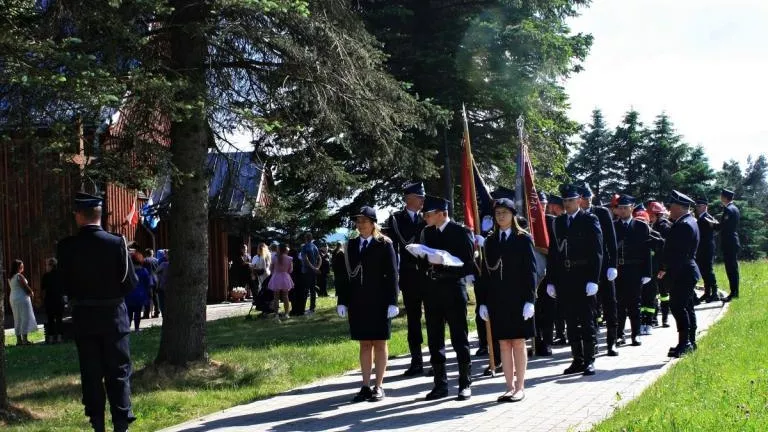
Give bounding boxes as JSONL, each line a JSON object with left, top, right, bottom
{"left": 0, "top": 225, "right": 8, "bottom": 408}
{"left": 155, "top": 0, "right": 211, "bottom": 366}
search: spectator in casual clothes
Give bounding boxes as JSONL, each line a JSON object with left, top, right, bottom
{"left": 125, "top": 253, "right": 150, "bottom": 332}
{"left": 251, "top": 242, "right": 271, "bottom": 295}
{"left": 300, "top": 233, "right": 321, "bottom": 315}
{"left": 143, "top": 248, "right": 160, "bottom": 318}
{"left": 288, "top": 246, "right": 305, "bottom": 316}
{"left": 42, "top": 257, "right": 66, "bottom": 344}
{"left": 9, "top": 259, "right": 38, "bottom": 346}
{"left": 318, "top": 244, "right": 331, "bottom": 297}
{"left": 155, "top": 250, "right": 170, "bottom": 316}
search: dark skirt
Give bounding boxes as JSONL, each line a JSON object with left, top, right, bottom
{"left": 488, "top": 299, "right": 534, "bottom": 340}
{"left": 348, "top": 302, "right": 391, "bottom": 341}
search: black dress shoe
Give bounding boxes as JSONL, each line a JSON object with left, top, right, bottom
{"left": 662, "top": 322, "right": 671, "bottom": 328}
{"left": 563, "top": 362, "right": 585, "bottom": 375}
{"left": 369, "top": 386, "right": 385, "bottom": 402}
{"left": 631, "top": 337, "right": 642, "bottom": 346}
{"left": 535, "top": 346, "right": 553, "bottom": 357}
{"left": 352, "top": 385, "right": 373, "bottom": 403}
{"left": 583, "top": 363, "right": 596, "bottom": 376}
{"left": 475, "top": 347, "right": 489, "bottom": 357}
{"left": 457, "top": 386, "right": 472, "bottom": 401}
{"left": 670, "top": 343, "right": 693, "bottom": 358}
{"left": 616, "top": 337, "right": 626, "bottom": 346}
{"left": 425, "top": 386, "right": 449, "bottom": 401}
{"left": 607, "top": 348, "right": 619, "bottom": 357}
{"left": 553, "top": 337, "right": 568, "bottom": 346}
{"left": 483, "top": 366, "right": 503, "bottom": 376}
{"left": 403, "top": 364, "right": 424, "bottom": 377}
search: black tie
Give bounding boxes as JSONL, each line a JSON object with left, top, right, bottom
{"left": 624, "top": 221, "right": 630, "bottom": 230}
{"left": 413, "top": 213, "right": 418, "bottom": 224}
{"left": 568, "top": 216, "right": 574, "bottom": 227}
{"left": 361, "top": 239, "right": 368, "bottom": 252}
{"left": 501, "top": 232, "right": 508, "bottom": 242}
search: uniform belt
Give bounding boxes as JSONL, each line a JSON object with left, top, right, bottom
{"left": 618, "top": 259, "right": 644, "bottom": 266}
{"left": 562, "top": 259, "right": 588, "bottom": 270}
{"left": 71, "top": 298, "right": 124, "bottom": 307}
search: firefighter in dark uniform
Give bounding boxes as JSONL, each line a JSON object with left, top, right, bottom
{"left": 694, "top": 197, "right": 720, "bottom": 303}
{"left": 545, "top": 194, "right": 568, "bottom": 346}
{"left": 649, "top": 201, "right": 673, "bottom": 327}
{"left": 578, "top": 183, "right": 619, "bottom": 357}
{"left": 384, "top": 182, "right": 427, "bottom": 376}
{"left": 535, "top": 192, "right": 556, "bottom": 356}
{"left": 719, "top": 188, "right": 740, "bottom": 302}
{"left": 658, "top": 190, "right": 701, "bottom": 358}
{"left": 546, "top": 185, "right": 603, "bottom": 376}
{"left": 57, "top": 193, "right": 138, "bottom": 432}
{"left": 613, "top": 195, "right": 652, "bottom": 347}
{"left": 419, "top": 195, "right": 476, "bottom": 400}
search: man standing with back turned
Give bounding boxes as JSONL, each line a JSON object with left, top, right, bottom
{"left": 719, "top": 188, "right": 740, "bottom": 302}
{"left": 57, "top": 192, "right": 138, "bottom": 432}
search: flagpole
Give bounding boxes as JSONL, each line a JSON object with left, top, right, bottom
{"left": 462, "top": 104, "right": 496, "bottom": 373}
{"left": 517, "top": 115, "right": 537, "bottom": 357}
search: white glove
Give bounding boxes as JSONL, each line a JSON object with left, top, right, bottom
{"left": 387, "top": 305, "right": 399, "bottom": 319}
{"left": 474, "top": 234, "right": 486, "bottom": 247}
{"left": 641, "top": 277, "right": 651, "bottom": 285}
{"left": 522, "top": 302, "right": 535, "bottom": 320}
{"left": 336, "top": 305, "right": 347, "bottom": 318}
{"left": 546, "top": 284, "right": 557, "bottom": 298}
{"left": 464, "top": 275, "right": 475, "bottom": 284}
{"left": 607, "top": 267, "right": 618, "bottom": 281}
{"left": 478, "top": 305, "right": 489, "bottom": 321}
{"left": 586, "top": 282, "right": 599, "bottom": 296}
{"left": 481, "top": 215, "right": 494, "bottom": 232}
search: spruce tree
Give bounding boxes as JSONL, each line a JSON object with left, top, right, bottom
{"left": 568, "top": 108, "right": 612, "bottom": 197}
{"left": 606, "top": 109, "right": 646, "bottom": 196}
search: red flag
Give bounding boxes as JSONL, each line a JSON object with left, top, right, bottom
{"left": 522, "top": 146, "right": 549, "bottom": 250}
{"left": 125, "top": 195, "right": 138, "bottom": 226}
{"left": 460, "top": 105, "right": 480, "bottom": 233}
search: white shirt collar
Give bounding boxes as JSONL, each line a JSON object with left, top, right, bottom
{"left": 567, "top": 209, "right": 580, "bottom": 219}
{"left": 438, "top": 217, "right": 451, "bottom": 232}
{"left": 406, "top": 208, "right": 418, "bottom": 219}
{"left": 359, "top": 235, "right": 372, "bottom": 243}
{"left": 499, "top": 227, "right": 512, "bottom": 240}
{"left": 621, "top": 217, "right": 633, "bottom": 224}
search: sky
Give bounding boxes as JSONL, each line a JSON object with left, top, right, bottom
{"left": 565, "top": 0, "right": 768, "bottom": 170}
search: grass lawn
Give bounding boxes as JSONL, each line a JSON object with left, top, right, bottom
{"left": 593, "top": 260, "right": 768, "bottom": 432}
{"left": 3, "top": 292, "right": 478, "bottom": 431}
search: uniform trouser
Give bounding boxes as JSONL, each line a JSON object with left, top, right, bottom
{"left": 424, "top": 280, "right": 471, "bottom": 389}
{"left": 640, "top": 280, "right": 658, "bottom": 325}
{"left": 75, "top": 332, "right": 135, "bottom": 430}
{"left": 658, "top": 277, "right": 671, "bottom": 323}
{"left": 616, "top": 273, "right": 642, "bottom": 339}
{"left": 597, "top": 278, "right": 618, "bottom": 346}
{"left": 535, "top": 291, "right": 556, "bottom": 348}
{"left": 697, "top": 257, "right": 718, "bottom": 296}
{"left": 401, "top": 269, "right": 426, "bottom": 364}
{"left": 723, "top": 248, "right": 740, "bottom": 297}
{"left": 670, "top": 280, "right": 697, "bottom": 345}
{"left": 555, "top": 302, "right": 567, "bottom": 340}
{"left": 45, "top": 306, "right": 64, "bottom": 337}
{"left": 563, "top": 295, "right": 598, "bottom": 366}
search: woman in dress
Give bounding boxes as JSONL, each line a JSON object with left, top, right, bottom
{"left": 336, "top": 206, "right": 399, "bottom": 402}
{"left": 267, "top": 244, "right": 293, "bottom": 317}
{"left": 9, "top": 259, "right": 38, "bottom": 346}
{"left": 476, "top": 198, "right": 537, "bottom": 403}
{"left": 125, "top": 253, "right": 150, "bottom": 332}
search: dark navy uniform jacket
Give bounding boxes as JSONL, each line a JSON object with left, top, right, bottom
{"left": 420, "top": 220, "right": 476, "bottom": 283}
{"left": 385, "top": 209, "right": 425, "bottom": 271}
{"left": 547, "top": 209, "right": 603, "bottom": 298}
{"left": 614, "top": 218, "right": 652, "bottom": 281}
{"left": 661, "top": 213, "right": 701, "bottom": 286}
{"left": 587, "top": 206, "right": 618, "bottom": 272}
{"left": 57, "top": 225, "right": 138, "bottom": 335}
{"left": 720, "top": 202, "right": 741, "bottom": 250}
{"left": 696, "top": 212, "right": 718, "bottom": 262}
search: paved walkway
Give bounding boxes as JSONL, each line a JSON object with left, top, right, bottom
{"left": 163, "top": 296, "right": 727, "bottom": 432}
{"left": 4, "top": 301, "right": 253, "bottom": 337}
